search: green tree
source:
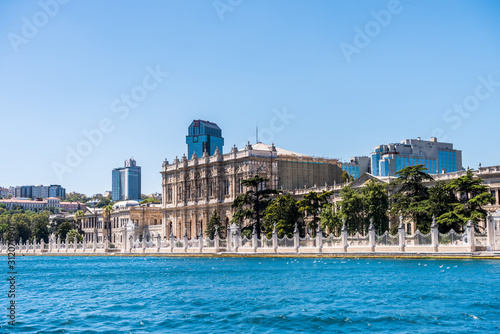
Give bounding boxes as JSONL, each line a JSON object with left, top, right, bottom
{"left": 444, "top": 169, "right": 494, "bottom": 229}
{"left": 205, "top": 209, "right": 225, "bottom": 239}
{"left": 263, "top": 193, "right": 302, "bottom": 238}
{"left": 320, "top": 202, "right": 343, "bottom": 235}
{"left": 65, "top": 192, "right": 90, "bottom": 203}
{"left": 390, "top": 165, "right": 434, "bottom": 232}
{"left": 298, "top": 190, "right": 332, "bottom": 236}
{"left": 67, "top": 229, "right": 83, "bottom": 243}
{"left": 231, "top": 175, "right": 279, "bottom": 238}
{"left": 361, "top": 179, "right": 389, "bottom": 233}
{"left": 4, "top": 221, "right": 31, "bottom": 243}
{"left": 56, "top": 221, "right": 74, "bottom": 240}
{"left": 342, "top": 170, "right": 354, "bottom": 183}
{"left": 96, "top": 197, "right": 112, "bottom": 208}
{"left": 75, "top": 210, "right": 85, "bottom": 232}
{"left": 335, "top": 185, "right": 365, "bottom": 234}
{"left": 426, "top": 181, "right": 461, "bottom": 232}
{"left": 32, "top": 220, "right": 50, "bottom": 243}
{"left": 141, "top": 197, "right": 161, "bottom": 204}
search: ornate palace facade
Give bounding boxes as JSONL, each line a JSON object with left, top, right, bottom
{"left": 161, "top": 142, "right": 342, "bottom": 238}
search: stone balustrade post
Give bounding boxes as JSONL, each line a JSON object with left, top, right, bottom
{"left": 214, "top": 227, "right": 220, "bottom": 252}
{"left": 142, "top": 234, "right": 147, "bottom": 253}
{"left": 368, "top": 218, "right": 375, "bottom": 252}
{"left": 431, "top": 216, "right": 439, "bottom": 252}
{"left": 230, "top": 223, "right": 239, "bottom": 253}
{"left": 49, "top": 237, "right": 53, "bottom": 253}
{"left": 93, "top": 234, "right": 97, "bottom": 252}
{"left": 65, "top": 236, "right": 69, "bottom": 253}
{"left": 157, "top": 234, "right": 161, "bottom": 252}
{"left": 341, "top": 220, "right": 348, "bottom": 253}
{"left": 316, "top": 223, "right": 323, "bottom": 253}
{"left": 104, "top": 237, "right": 109, "bottom": 251}
{"left": 83, "top": 238, "right": 87, "bottom": 252}
{"left": 272, "top": 223, "right": 278, "bottom": 253}
{"left": 122, "top": 226, "right": 128, "bottom": 252}
{"left": 487, "top": 214, "right": 495, "bottom": 251}
{"left": 466, "top": 220, "right": 475, "bottom": 252}
{"left": 183, "top": 228, "right": 188, "bottom": 252}
{"left": 57, "top": 236, "right": 61, "bottom": 252}
{"left": 74, "top": 237, "right": 78, "bottom": 252}
{"left": 293, "top": 223, "right": 299, "bottom": 253}
{"left": 199, "top": 228, "right": 203, "bottom": 253}
{"left": 129, "top": 236, "right": 133, "bottom": 253}
{"left": 41, "top": 239, "right": 45, "bottom": 253}
{"left": 398, "top": 216, "right": 405, "bottom": 252}
{"left": 170, "top": 231, "right": 175, "bottom": 252}
{"left": 251, "top": 225, "right": 258, "bottom": 252}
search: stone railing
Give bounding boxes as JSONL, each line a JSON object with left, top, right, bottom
{"left": 1, "top": 218, "right": 497, "bottom": 255}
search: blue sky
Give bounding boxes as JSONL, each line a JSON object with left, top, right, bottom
{"left": 1, "top": 0, "right": 500, "bottom": 196}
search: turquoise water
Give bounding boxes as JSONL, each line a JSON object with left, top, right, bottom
{"left": 2, "top": 256, "right": 500, "bottom": 333}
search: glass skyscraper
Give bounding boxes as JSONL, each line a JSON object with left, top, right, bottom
{"left": 370, "top": 137, "right": 462, "bottom": 177}
{"left": 186, "top": 120, "right": 224, "bottom": 158}
{"left": 112, "top": 158, "right": 141, "bottom": 201}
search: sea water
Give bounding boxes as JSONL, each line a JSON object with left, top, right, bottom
{"left": 2, "top": 256, "right": 500, "bottom": 333}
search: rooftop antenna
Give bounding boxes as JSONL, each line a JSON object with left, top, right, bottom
{"left": 256, "top": 122, "right": 259, "bottom": 143}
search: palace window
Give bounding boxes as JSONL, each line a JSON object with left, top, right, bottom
{"left": 223, "top": 179, "right": 230, "bottom": 196}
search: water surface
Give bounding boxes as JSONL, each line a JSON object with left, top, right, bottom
{"left": 3, "top": 256, "right": 499, "bottom": 333}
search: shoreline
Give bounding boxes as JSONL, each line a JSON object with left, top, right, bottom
{"left": 5, "top": 252, "right": 500, "bottom": 260}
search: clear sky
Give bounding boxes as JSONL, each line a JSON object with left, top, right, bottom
{"left": 1, "top": 0, "right": 500, "bottom": 196}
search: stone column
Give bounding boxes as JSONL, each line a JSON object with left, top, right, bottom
{"left": 398, "top": 216, "right": 405, "bottom": 252}
{"left": 252, "top": 225, "right": 258, "bottom": 253}
{"left": 341, "top": 220, "right": 348, "bottom": 253}
{"left": 368, "top": 218, "right": 375, "bottom": 252}
{"left": 272, "top": 223, "right": 278, "bottom": 253}
{"left": 294, "top": 223, "right": 299, "bottom": 253}
{"left": 431, "top": 216, "right": 439, "bottom": 252}
{"left": 316, "top": 223, "right": 323, "bottom": 253}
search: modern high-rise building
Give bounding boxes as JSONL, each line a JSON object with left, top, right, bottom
{"left": 341, "top": 156, "right": 371, "bottom": 180}
{"left": 11, "top": 184, "right": 65, "bottom": 199}
{"left": 186, "top": 120, "right": 224, "bottom": 159}
{"left": 112, "top": 158, "right": 141, "bottom": 201}
{"left": 371, "top": 137, "right": 462, "bottom": 177}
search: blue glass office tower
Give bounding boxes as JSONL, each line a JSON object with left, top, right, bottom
{"left": 371, "top": 137, "right": 462, "bottom": 177}
{"left": 112, "top": 158, "right": 141, "bottom": 201}
{"left": 186, "top": 120, "right": 224, "bottom": 158}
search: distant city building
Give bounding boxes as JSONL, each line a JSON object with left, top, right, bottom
{"left": 8, "top": 184, "right": 65, "bottom": 199}
{"left": 103, "top": 191, "right": 112, "bottom": 198}
{"left": 0, "top": 197, "right": 60, "bottom": 212}
{"left": 371, "top": 137, "right": 462, "bottom": 177}
{"left": 341, "top": 156, "right": 371, "bottom": 180}
{"left": 186, "top": 120, "right": 224, "bottom": 159}
{"left": 0, "top": 187, "right": 8, "bottom": 198}
{"left": 60, "top": 201, "right": 86, "bottom": 213}
{"left": 112, "top": 158, "right": 142, "bottom": 201}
